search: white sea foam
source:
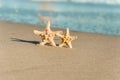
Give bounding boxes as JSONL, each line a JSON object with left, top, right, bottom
{"left": 31, "top": 0, "right": 120, "bottom": 5}
{"left": 72, "top": 0, "right": 120, "bottom": 5}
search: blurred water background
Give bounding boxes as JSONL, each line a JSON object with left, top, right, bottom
{"left": 0, "top": 0, "right": 120, "bottom": 35}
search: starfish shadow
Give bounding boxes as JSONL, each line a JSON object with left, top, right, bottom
{"left": 11, "top": 38, "right": 39, "bottom": 45}
{"left": 11, "top": 38, "right": 59, "bottom": 47}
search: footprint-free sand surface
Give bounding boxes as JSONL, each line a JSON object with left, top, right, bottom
{"left": 0, "top": 21, "right": 120, "bottom": 80}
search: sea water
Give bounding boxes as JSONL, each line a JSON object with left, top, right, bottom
{"left": 0, "top": 0, "right": 120, "bottom": 35}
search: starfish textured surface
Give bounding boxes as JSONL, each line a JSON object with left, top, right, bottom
{"left": 34, "top": 20, "right": 62, "bottom": 47}
{"left": 57, "top": 28, "right": 77, "bottom": 48}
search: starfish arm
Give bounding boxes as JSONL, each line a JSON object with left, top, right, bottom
{"left": 59, "top": 43, "right": 65, "bottom": 47}
{"left": 34, "top": 30, "right": 43, "bottom": 36}
{"left": 40, "top": 41, "right": 47, "bottom": 45}
{"left": 55, "top": 31, "right": 63, "bottom": 34}
{"left": 45, "top": 20, "right": 51, "bottom": 32}
{"left": 50, "top": 40, "right": 56, "bottom": 47}
{"left": 67, "top": 42, "right": 72, "bottom": 48}
{"left": 49, "top": 32, "right": 56, "bottom": 37}
{"left": 72, "top": 36, "right": 77, "bottom": 40}
{"left": 65, "top": 28, "right": 70, "bottom": 36}
{"left": 56, "top": 33, "right": 64, "bottom": 38}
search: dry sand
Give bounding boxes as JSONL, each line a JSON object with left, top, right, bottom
{"left": 0, "top": 21, "right": 120, "bottom": 80}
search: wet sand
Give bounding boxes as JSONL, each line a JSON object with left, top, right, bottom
{"left": 0, "top": 21, "right": 120, "bottom": 80}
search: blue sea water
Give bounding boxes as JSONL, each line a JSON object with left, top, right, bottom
{"left": 0, "top": 0, "right": 120, "bottom": 35}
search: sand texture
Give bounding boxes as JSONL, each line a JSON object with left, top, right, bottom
{"left": 0, "top": 21, "right": 120, "bottom": 80}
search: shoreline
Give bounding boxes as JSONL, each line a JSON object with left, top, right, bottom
{"left": 1, "top": 20, "right": 120, "bottom": 36}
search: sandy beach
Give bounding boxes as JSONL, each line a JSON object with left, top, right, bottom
{"left": 0, "top": 21, "right": 120, "bottom": 80}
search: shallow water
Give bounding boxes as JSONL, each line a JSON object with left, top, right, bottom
{"left": 0, "top": 0, "right": 120, "bottom": 35}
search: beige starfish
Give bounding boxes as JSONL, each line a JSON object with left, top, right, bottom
{"left": 33, "top": 20, "right": 62, "bottom": 47}
{"left": 57, "top": 28, "right": 77, "bottom": 48}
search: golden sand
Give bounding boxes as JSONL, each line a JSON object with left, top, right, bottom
{"left": 0, "top": 21, "right": 120, "bottom": 80}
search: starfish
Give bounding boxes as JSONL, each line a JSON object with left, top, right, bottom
{"left": 33, "top": 20, "right": 62, "bottom": 47}
{"left": 57, "top": 28, "right": 77, "bottom": 48}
